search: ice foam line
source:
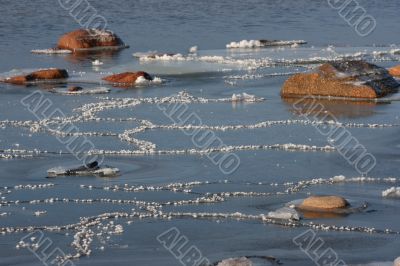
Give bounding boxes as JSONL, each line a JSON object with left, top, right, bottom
{"left": 87, "top": 143, "right": 336, "bottom": 156}
{"left": 0, "top": 197, "right": 161, "bottom": 208}
{"left": 226, "top": 39, "right": 307, "bottom": 49}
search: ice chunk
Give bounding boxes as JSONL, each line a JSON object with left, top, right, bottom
{"left": 267, "top": 207, "right": 300, "bottom": 221}
{"left": 231, "top": 93, "right": 258, "bottom": 102}
{"left": 189, "top": 46, "right": 198, "bottom": 53}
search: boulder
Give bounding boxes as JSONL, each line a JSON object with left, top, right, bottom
{"left": 389, "top": 65, "right": 400, "bottom": 77}
{"left": 57, "top": 29, "right": 126, "bottom": 51}
{"left": 394, "top": 257, "right": 400, "bottom": 266}
{"left": 281, "top": 61, "right": 399, "bottom": 99}
{"left": 217, "top": 257, "right": 252, "bottom": 266}
{"left": 103, "top": 71, "right": 153, "bottom": 85}
{"left": 299, "top": 196, "right": 349, "bottom": 211}
{"left": 3, "top": 69, "right": 68, "bottom": 85}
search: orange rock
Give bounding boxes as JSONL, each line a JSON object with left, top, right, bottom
{"left": 68, "top": 86, "right": 83, "bottom": 92}
{"left": 299, "top": 196, "right": 349, "bottom": 211}
{"left": 4, "top": 69, "right": 69, "bottom": 85}
{"left": 57, "top": 29, "right": 126, "bottom": 51}
{"left": 103, "top": 71, "right": 153, "bottom": 85}
{"left": 389, "top": 65, "right": 400, "bottom": 77}
{"left": 281, "top": 61, "right": 399, "bottom": 99}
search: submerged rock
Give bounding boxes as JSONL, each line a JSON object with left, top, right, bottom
{"left": 47, "top": 161, "right": 119, "bottom": 178}
{"left": 217, "top": 257, "right": 252, "bottom": 266}
{"left": 299, "top": 196, "right": 349, "bottom": 211}
{"left": 3, "top": 69, "right": 68, "bottom": 85}
{"left": 57, "top": 29, "right": 127, "bottom": 52}
{"left": 281, "top": 61, "right": 399, "bottom": 99}
{"left": 103, "top": 71, "right": 153, "bottom": 86}
{"left": 389, "top": 65, "right": 400, "bottom": 77}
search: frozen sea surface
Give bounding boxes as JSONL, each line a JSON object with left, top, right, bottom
{"left": 0, "top": 0, "right": 400, "bottom": 265}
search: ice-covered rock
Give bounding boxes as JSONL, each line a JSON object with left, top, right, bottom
{"left": 57, "top": 29, "right": 127, "bottom": 52}
{"left": 103, "top": 71, "right": 153, "bottom": 86}
{"left": 282, "top": 60, "right": 400, "bottom": 99}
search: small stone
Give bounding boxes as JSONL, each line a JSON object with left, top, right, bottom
{"left": 389, "top": 65, "right": 400, "bottom": 77}
{"left": 103, "top": 72, "right": 153, "bottom": 86}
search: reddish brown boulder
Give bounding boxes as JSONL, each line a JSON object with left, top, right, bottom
{"left": 57, "top": 29, "right": 126, "bottom": 51}
{"left": 389, "top": 65, "right": 400, "bottom": 77}
{"left": 281, "top": 61, "right": 399, "bottom": 99}
{"left": 103, "top": 71, "right": 153, "bottom": 85}
{"left": 299, "top": 196, "right": 349, "bottom": 211}
{"left": 3, "top": 69, "right": 69, "bottom": 85}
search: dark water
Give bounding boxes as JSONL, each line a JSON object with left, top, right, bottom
{"left": 0, "top": 0, "right": 400, "bottom": 265}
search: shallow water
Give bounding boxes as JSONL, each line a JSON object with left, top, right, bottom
{"left": 1, "top": 0, "right": 400, "bottom": 265}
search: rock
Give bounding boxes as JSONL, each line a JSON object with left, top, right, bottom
{"left": 103, "top": 71, "right": 153, "bottom": 85}
{"left": 389, "top": 65, "right": 400, "bottom": 77}
{"left": 68, "top": 86, "right": 83, "bottom": 92}
{"left": 299, "top": 196, "right": 349, "bottom": 211}
{"left": 47, "top": 161, "right": 120, "bottom": 178}
{"left": 281, "top": 61, "right": 399, "bottom": 99}
{"left": 3, "top": 69, "right": 68, "bottom": 85}
{"left": 217, "top": 257, "right": 252, "bottom": 266}
{"left": 57, "top": 29, "right": 126, "bottom": 51}
{"left": 394, "top": 257, "right": 400, "bottom": 266}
